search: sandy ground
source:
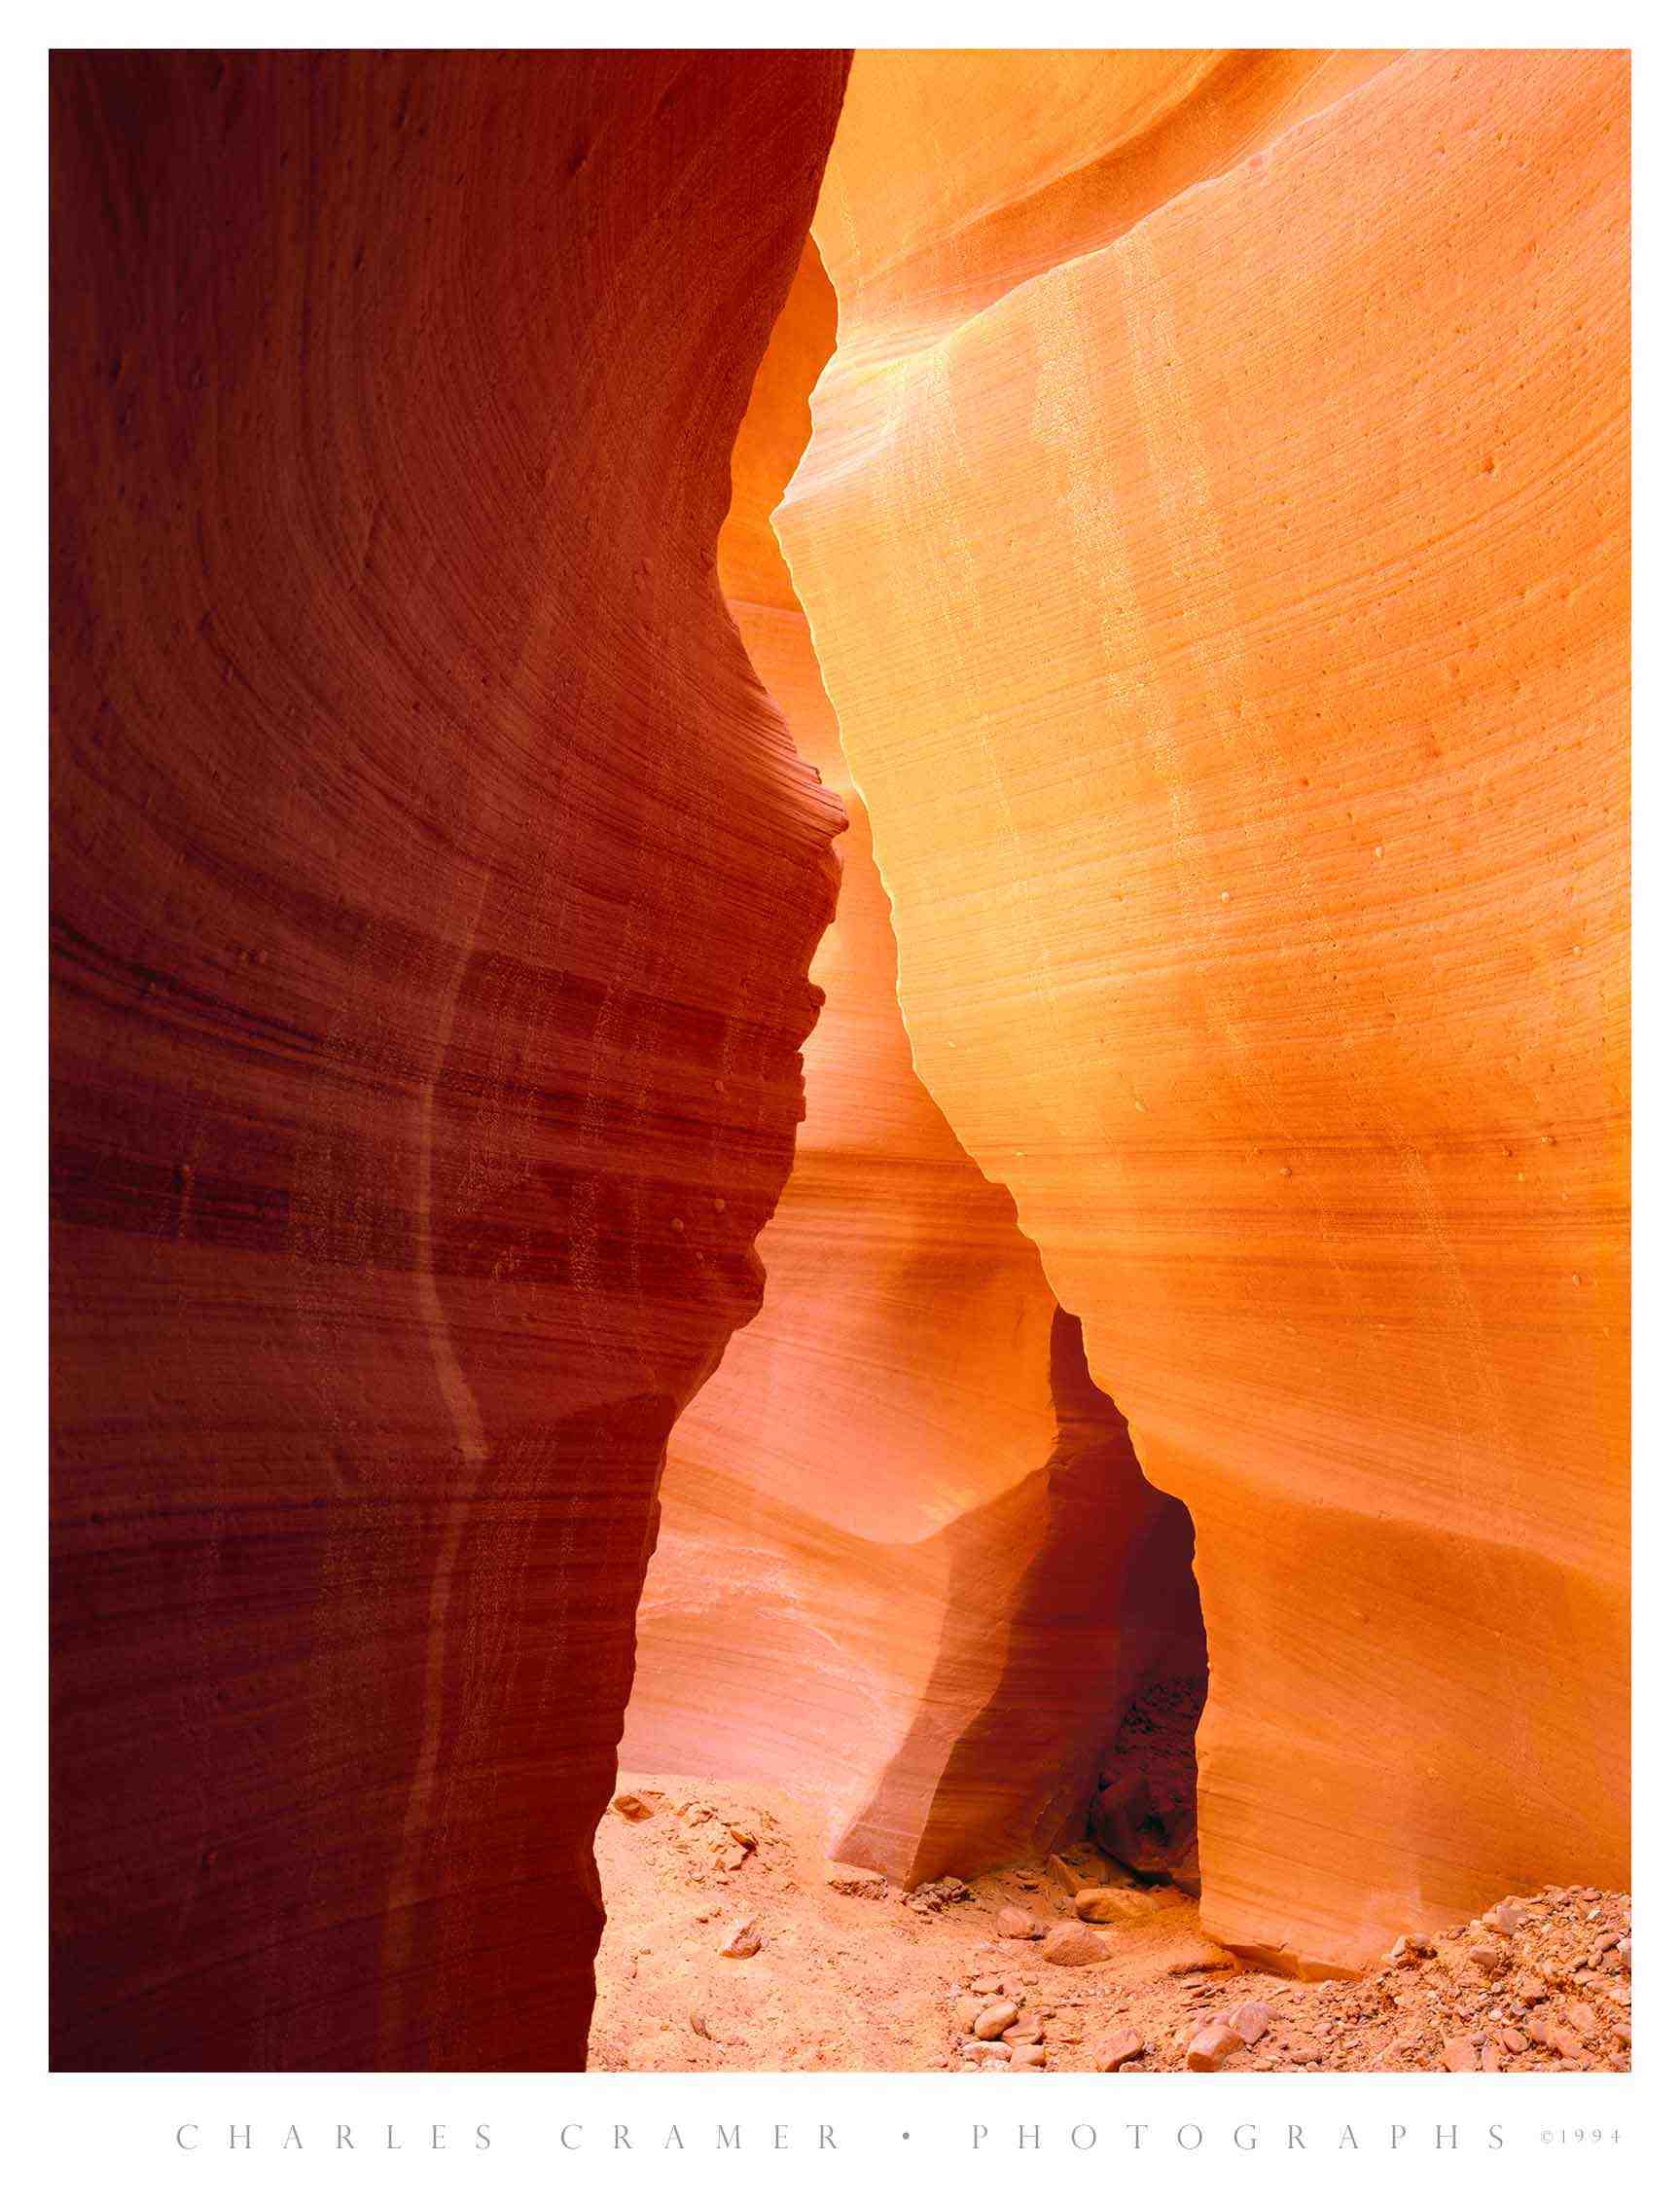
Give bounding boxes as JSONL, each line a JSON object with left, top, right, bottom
{"left": 590, "top": 1771, "right": 1631, "bottom": 2074}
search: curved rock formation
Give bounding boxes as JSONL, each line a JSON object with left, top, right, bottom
{"left": 780, "top": 49, "right": 1629, "bottom": 1971}
{"left": 51, "top": 50, "right": 847, "bottom": 2070}
{"left": 621, "top": 235, "right": 1206, "bottom": 1885}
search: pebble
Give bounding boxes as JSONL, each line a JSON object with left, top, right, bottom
{"left": 1094, "top": 2029, "right": 1146, "bottom": 2070}
{"left": 611, "top": 1790, "right": 659, "bottom": 1821}
{"left": 1002, "top": 2018, "right": 1044, "bottom": 2044}
{"left": 1388, "top": 1933, "right": 1436, "bottom": 1965}
{"left": 1043, "top": 1923, "right": 1112, "bottom": 1967}
{"left": 1186, "top": 2021, "right": 1242, "bottom": 2072}
{"left": 1443, "top": 2037, "right": 1479, "bottom": 2072}
{"left": 1010, "top": 2045, "right": 1047, "bottom": 2069}
{"left": 996, "top": 1906, "right": 1045, "bottom": 1940}
{"left": 953, "top": 1996, "right": 988, "bottom": 2033}
{"left": 974, "top": 2001, "right": 1019, "bottom": 2041}
{"left": 1224, "top": 2001, "right": 1274, "bottom": 2046}
{"left": 718, "top": 1918, "right": 761, "bottom": 1960}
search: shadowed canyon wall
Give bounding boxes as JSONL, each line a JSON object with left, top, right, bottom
{"left": 51, "top": 49, "right": 848, "bottom": 2070}
{"left": 779, "top": 49, "right": 1629, "bottom": 1972}
{"left": 621, "top": 240, "right": 1207, "bottom": 1884}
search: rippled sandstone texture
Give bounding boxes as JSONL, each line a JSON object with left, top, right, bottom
{"left": 51, "top": 49, "right": 847, "bottom": 2070}
{"left": 779, "top": 49, "right": 1629, "bottom": 1971}
{"left": 621, "top": 240, "right": 1206, "bottom": 1886}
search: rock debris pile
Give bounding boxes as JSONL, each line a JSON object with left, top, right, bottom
{"left": 944, "top": 1882, "right": 1631, "bottom": 2073}
{"left": 594, "top": 1777, "right": 1630, "bottom": 2073}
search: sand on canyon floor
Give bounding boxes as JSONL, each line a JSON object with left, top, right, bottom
{"left": 589, "top": 1771, "right": 1631, "bottom": 2074}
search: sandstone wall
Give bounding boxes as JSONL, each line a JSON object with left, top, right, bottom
{"left": 779, "top": 49, "right": 1629, "bottom": 1971}
{"left": 622, "top": 241, "right": 1206, "bottom": 1886}
{"left": 51, "top": 50, "right": 847, "bottom": 2070}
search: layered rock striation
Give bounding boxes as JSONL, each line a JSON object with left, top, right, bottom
{"left": 50, "top": 50, "right": 848, "bottom": 2070}
{"left": 621, "top": 237, "right": 1206, "bottom": 1886}
{"left": 779, "top": 49, "right": 1629, "bottom": 1971}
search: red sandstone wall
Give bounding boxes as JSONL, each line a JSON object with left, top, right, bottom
{"left": 779, "top": 48, "right": 1629, "bottom": 1971}
{"left": 50, "top": 50, "right": 847, "bottom": 2071}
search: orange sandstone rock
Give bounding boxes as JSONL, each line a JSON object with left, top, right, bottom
{"left": 622, "top": 232, "right": 1206, "bottom": 1883}
{"left": 780, "top": 49, "right": 1629, "bottom": 1970}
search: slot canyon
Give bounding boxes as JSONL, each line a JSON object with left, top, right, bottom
{"left": 51, "top": 48, "right": 1629, "bottom": 2077}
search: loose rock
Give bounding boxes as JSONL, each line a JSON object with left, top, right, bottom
{"left": 1186, "top": 2021, "right": 1242, "bottom": 2071}
{"left": 1048, "top": 1854, "right": 1090, "bottom": 1896}
{"left": 1094, "top": 2029, "right": 1146, "bottom": 2069}
{"left": 1224, "top": 2001, "right": 1273, "bottom": 2046}
{"left": 827, "top": 1864, "right": 888, "bottom": 1901}
{"left": 996, "top": 1905, "right": 1045, "bottom": 1940}
{"left": 908, "top": 1875, "right": 970, "bottom": 1916}
{"left": 1075, "top": 1887, "right": 1159, "bottom": 1925}
{"left": 718, "top": 1918, "right": 761, "bottom": 1960}
{"left": 1388, "top": 1933, "right": 1436, "bottom": 1966}
{"left": 1043, "top": 1922, "right": 1112, "bottom": 1966}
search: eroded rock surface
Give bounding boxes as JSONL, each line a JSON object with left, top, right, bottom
{"left": 621, "top": 236, "right": 1205, "bottom": 1886}
{"left": 50, "top": 50, "right": 847, "bottom": 2071}
{"left": 779, "top": 49, "right": 1629, "bottom": 1970}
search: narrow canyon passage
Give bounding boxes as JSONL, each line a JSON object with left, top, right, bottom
{"left": 617, "top": 231, "right": 1209, "bottom": 1906}
{"left": 49, "top": 46, "right": 1628, "bottom": 2083}
{"left": 603, "top": 44, "right": 1627, "bottom": 2070}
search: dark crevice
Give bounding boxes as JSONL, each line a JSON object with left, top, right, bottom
{"left": 1054, "top": 1306, "right": 1207, "bottom": 1891}
{"left": 835, "top": 1303, "right": 1206, "bottom": 1888}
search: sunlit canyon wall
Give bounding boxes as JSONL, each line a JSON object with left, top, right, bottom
{"left": 777, "top": 48, "right": 1629, "bottom": 1973}
{"left": 621, "top": 241, "right": 1205, "bottom": 1884}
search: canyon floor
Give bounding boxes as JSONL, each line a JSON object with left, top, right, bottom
{"left": 590, "top": 1773, "right": 1631, "bottom": 2074}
